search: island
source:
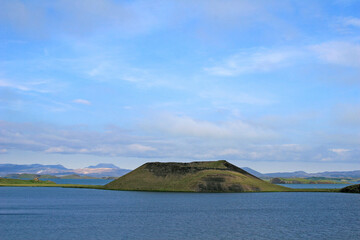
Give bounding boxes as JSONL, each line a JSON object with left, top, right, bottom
{"left": 104, "top": 160, "right": 290, "bottom": 192}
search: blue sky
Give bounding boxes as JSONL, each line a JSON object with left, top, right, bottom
{"left": 0, "top": 0, "right": 359, "bottom": 172}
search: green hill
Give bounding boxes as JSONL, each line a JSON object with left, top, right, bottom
{"left": 105, "top": 160, "right": 290, "bottom": 192}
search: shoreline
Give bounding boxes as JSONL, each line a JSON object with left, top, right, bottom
{"left": 0, "top": 183, "right": 341, "bottom": 193}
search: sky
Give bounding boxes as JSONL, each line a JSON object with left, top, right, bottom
{"left": 0, "top": 0, "right": 359, "bottom": 173}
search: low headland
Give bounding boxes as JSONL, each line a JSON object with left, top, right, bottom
{"left": 0, "top": 177, "right": 103, "bottom": 189}
{"left": 1, "top": 160, "right": 359, "bottom": 193}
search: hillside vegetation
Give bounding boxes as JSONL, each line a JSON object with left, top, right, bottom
{"left": 105, "top": 160, "right": 290, "bottom": 192}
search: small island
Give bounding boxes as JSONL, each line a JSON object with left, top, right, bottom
{"left": 104, "top": 160, "right": 289, "bottom": 192}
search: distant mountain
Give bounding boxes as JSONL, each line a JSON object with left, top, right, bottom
{"left": 72, "top": 167, "right": 130, "bottom": 177}
{"left": 74, "top": 163, "right": 130, "bottom": 177}
{"left": 314, "top": 170, "right": 360, "bottom": 178}
{"left": 260, "top": 170, "right": 360, "bottom": 178}
{"left": 264, "top": 171, "right": 310, "bottom": 178}
{"left": 87, "top": 163, "right": 120, "bottom": 169}
{"left": 241, "top": 168, "right": 360, "bottom": 178}
{"left": 0, "top": 163, "right": 131, "bottom": 177}
{"left": 4, "top": 173, "right": 117, "bottom": 180}
{"left": 242, "top": 167, "right": 266, "bottom": 178}
{"left": 0, "top": 164, "right": 67, "bottom": 176}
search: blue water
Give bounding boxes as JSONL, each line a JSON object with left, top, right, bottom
{"left": 1, "top": 187, "right": 359, "bottom": 240}
{"left": 39, "top": 178, "right": 113, "bottom": 185}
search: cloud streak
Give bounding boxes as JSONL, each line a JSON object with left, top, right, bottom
{"left": 342, "top": 17, "right": 360, "bottom": 27}
{"left": 141, "top": 113, "right": 277, "bottom": 141}
{"left": 205, "top": 48, "right": 299, "bottom": 76}
{"left": 73, "top": 99, "right": 91, "bottom": 105}
{"left": 206, "top": 41, "right": 360, "bottom": 78}
{"left": 310, "top": 41, "right": 360, "bottom": 68}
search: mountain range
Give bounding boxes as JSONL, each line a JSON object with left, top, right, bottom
{"left": 242, "top": 167, "right": 360, "bottom": 178}
{"left": 0, "top": 163, "right": 130, "bottom": 177}
{"left": 0, "top": 163, "right": 359, "bottom": 178}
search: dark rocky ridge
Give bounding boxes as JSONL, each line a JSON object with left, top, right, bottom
{"left": 144, "top": 161, "right": 259, "bottom": 179}
{"left": 340, "top": 184, "right": 360, "bottom": 193}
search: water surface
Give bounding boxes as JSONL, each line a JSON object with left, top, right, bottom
{"left": 40, "top": 178, "right": 113, "bottom": 185}
{"left": 1, "top": 187, "right": 359, "bottom": 240}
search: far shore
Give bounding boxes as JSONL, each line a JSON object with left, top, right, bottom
{"left": 0, "top": 183, "right": 342, "bottom": 193}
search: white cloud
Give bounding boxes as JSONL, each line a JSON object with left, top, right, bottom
{"left": 0, "top": 79, "right": 56, "bottom": 93}
{"left": 73, "top": 99, "right": 91, "bottom": 105}
{"left": 342, "top": 17, "right": 360, "bottom": 27}
{"left": 45, "top": 146, "right": 77, "bottom": 153}
{"left": 0, "top": 79, "right": 30, "bottom": 91}
{"left": 320, "top": 157, "right": 333, "bottom": 162}
{"left": 142, "top": 113, "right": 276, "bottom": 141}
{"left": 206, "top": 41, "right": 360, "bottom": 78}
{"left": 330, "top": 148, "right": 350, "bottom": 154}
{"left": 310, "top": 41, "right": 360, "bottom": 68}
{"left": 127, "top": 144, "right": 156, "bottom": 152}
{"left": 0, "top": 148, "right": 8, "bottom": 153}
{"left": 0, "top": 120, "right": 161, "bottom": 159}
{"left": 205, "top": 48, "right": 299, "bottom": 76}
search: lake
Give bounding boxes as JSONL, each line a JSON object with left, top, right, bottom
{"left": 1, "top": 187, "right": 359, "bottom": 240}
{"left": 39, "top": 178, "right": 113, "bottom": 185}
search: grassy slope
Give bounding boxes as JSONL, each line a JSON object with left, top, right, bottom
{"left": 105, "top": 161, "right": 290, "bottom": 192}
{"left": 0, "top": 178, "right": 55, "bottom": 185}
